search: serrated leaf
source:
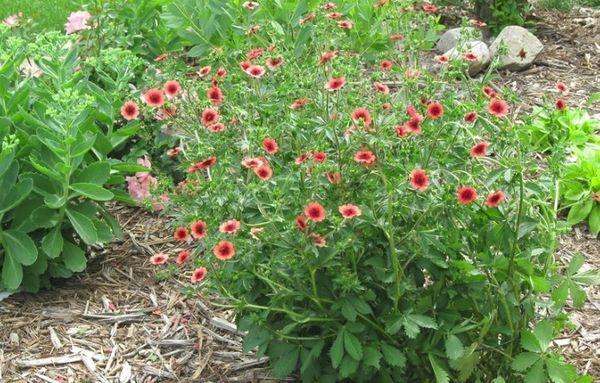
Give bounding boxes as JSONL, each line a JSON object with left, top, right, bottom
{"left": 381, "top": 343, "right": 406, "bottom": 368}
{"left": 512, "top": 352, "right": 540, "bottom": 372}
{"left": 533, "top": 321, "right": 553, "bottom": 352}
{"left": 341, "top": 300, "right": 357, "bottom": 321}
{"left": 525, "top": 359, "right": 545, "bottom": 383}
{"left": 408, "top": 314, "right": 438, "bottom": 329}
{"left": 330, "top": 329, "right": 344, "bottom": 369}
{"left": 572, "top": 270, "right": 600, "bottom": 285}
{"left": 568, "top": 253, "right": 585, "bottom": 275}
{"left": 521, "top": 331, "right": 541, "bottom": 353}
{"left": 338, "top": 354, "right": 359, "bottom": 379}
{"left": 445, "top": 335, "right": 464, "bottom": 360}
{"left": 545, "top": 358, "right": 577, "bottom": 383}
{"left": 271, "top": 347, "right": 299, "bottom": 378}
{"left": 403, "top": 318, "right": 421, "bottom": 338}
{"left": 362, "top": 346, "right": 382, "bottom": 369}
{"left": 429, "top": 354, "right": 450, "bottom": 383}
{"left": 552, "top": 281, "right": 569, "bottom": 306}
{"left": 343, "top": 331, "right": 362, "bottom": 361}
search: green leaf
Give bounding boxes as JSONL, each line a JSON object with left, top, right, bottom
{"left": 524, "top": 359, "right": 545, "bottom": 383}
{"left": 41, "top": 227, "right": 63, "bottom": 258}
{"left": 1, "top": 229, "right": 38, "bottom": 265}
{"left": 533, "top": 321, "right": 553, "bottom": 352}
{"left": 271, "top": 346, "right": 299, "bottom": 378}
{"left": 572, "top": 269, "right": 600, "bottom": 285}
{"left": 512, "top": 352, "right": 540, "bottom": 372}
{"left": 75, "top": 161, "right": 111, "bottom": 185}
{"left": 66, "top": 208, "right": 98, "bottom": 245}
{"left": 546, "top": 358, "right": 577, "bottom": 383}
{"left": 445, "top": 335, "right": 464, "bottom": 360}
{"left": 381, "top": 343, "right": 406, "bottom": 368}
{"left": 567, "top": 199, "right": 593, "bottom": 225}
{"left": 568, "top": 253, "right": 585, "bottom": 275}
{"left": 409, "top": 314, "right": 438, "bottom": 329}
{"left": 588, "top": 204, "right": 600, "bottom": 235}
{"left": 552, "top": 281, "right": 569, "bottom": 306}
{"left": 1, "top": 254, "right": 23, "bottom": 290}
{"left": 330, "top": 329, "right": 344, "bottom": 369}
{"left": 343, "top": 331, "right": 363, "bottom": 361}
{"left": 339, "top": 354, "right": 359, "bottom": 378}
{"left": 0, "top": 148, "right": 15, "bottom": 178}
{"left": 521, "top": 331, "right": 541, "bottom": 353}
{"left": 62, "top": 241, "right": 87, "bottom": 272}
{"left": 341, "top": 300, "right": 357, "bottom": 321}
{"left": 0, "top": 178, "right": 33, "bottom": 213}
{"left": 429, "top": 354, "right": 450, "bottom": 383}
{"left": 70, "top": 183, "right": 114, "bottom": 201}
{"left": 362, "top": 346, "right": 382, "bottom": 369}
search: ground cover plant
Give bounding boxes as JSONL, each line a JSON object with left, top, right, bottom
{"left": 118, "top": 1, "right": 599, "bottom": 382}
{"left": 1, "top": 0, "right": 599, "bottom": 382}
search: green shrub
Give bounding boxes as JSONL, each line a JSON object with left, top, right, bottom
{"left": 0, "top": 28, "right": 142, "bottom": 292}
{"left": 135, "top": 2, "right": 598, "bottom": 381}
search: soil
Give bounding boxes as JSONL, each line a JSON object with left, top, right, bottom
{"left": 1, "top": 6, "right": 599, "bottom": 383}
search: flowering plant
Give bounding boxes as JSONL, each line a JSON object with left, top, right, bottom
{"left": 134, "top": 1, "right": 596, "bottom": 381}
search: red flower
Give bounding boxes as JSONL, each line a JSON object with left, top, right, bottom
{"left": 555, "top": 98, "right": 567, "bottom": 111}
{"left": 190, "top": 220, "right": 207, "bottom": 239}
{"left": 216, "top": 67, "right": 227, "bottom": 77}
{"left": 435, "top": 55, "right": 449, "bottom": 64}
{"left": 167, "top": 147, "right": 182, "bottom": 157}
{"left": 308, "top": 233, "right": 327, "bottom": 247}
{"left": 422, "top": 3, "right": 438, "bottom": 13}
{"left": 295, "top": 215, "right": 308, "bottom": 231}
{"left": 386, "top": 31, "right": 402, "bottom": 41}
{"left": 207, "top": 85, "right": 223, "bottom": 105}
{"left": 243, "top": 1, "right": 259, "bottom": 10}
{"left": 242, "top": 157, "right": 265, "bottom": 168}
{"left": 406, "top": 104, "right": 424, "bottom": 122}
{"left": 246, "top": 25, "right": 260, "bottom": 35}
{"left": 291, "top": 97, "right": 307, "bottom": 109}
{"left": 239, "top": 61, "right": 251, "bottom": 71}
{"left": 464, "top": 111, "right": 478, "bottom": 123}
{"left": 405, "top": 119, "right": 422, "bottom": 135}
{"left": 208, "top": 122, "right": 225, "bottom": 133}
{"left": 373, "top": 81, "right": 390, "bottom": 94}
{"left": 213, "top": 240, "right": 235, "bottom": 260}
{"left": 254, "top": 164, "right": 273, "bottom": 181}
{"left": 247, "top": 47, "right": 264, "bottom": 60}
{"left": 463, "top": 52, "right": 478, "bottom": 61}
{"left": 354, "top": 150, "right": 376, "bottom": 166}
{"left": 262, "top": 138, "right": 279, "bottom": 154}
{"left": 326, "top": 12, "right": 343, "bottom": 19}
{"left": 219, "top": 219, "right": 241, "bottom": 234}
{"left": 197, "top": 66, "right": 212, "bottom": 77}
{"left": 486, "top": 191, "right": 506, "bottom": 208}
{"left": 163, "top": 80, "right": 181, "bottom": 98}
{"left": 201, "top": 108, "right": 220, "bottom": 126}
{"left": 150, "top": 253, "right": 168, "bottom": 265}
{"left": 380, "top": 60, "right": 393, "bottom": 71}
{"left": 120, "top": 101, "right": 139, "bottom": 120}
{"left": 555, "top": 82, "right": 568, "bottom": 93}
{"left": 382, "top": 102, "right": 391, "bottom": 110}
{"left": 176, "top": 250, "right": 191, "bottom": 265}
{"left": 395, "top": 124, "right": 409, "bottom": 137}
{"left": 197, "top": 156, "right": 217, "bottom": 169}
{"left": 319, "top": 51, "right": 336, "bottom": 65}
{"left": 295, "top": 152, "right": 312, "bottom": 165}
{"left": 300, "top": 12, "right": 316, "bottom": 25}
{"left": 470, "top": 19, "right": 486, "bottom": 27}
{"left": 488, "top": 98, "right": 509, "bottom": 117}
{"left": 470, "top": 142, "right": 490, "bottom": 158}
{"left": 266, "top": 57, "right": 283, "bottom": 69}
{"left": 375, "top": 0, "right": 389, "bottom": 7}
{"left": 245, "top": 65, "right": 266, "bottom": 78}
{"left": 482, "top": 86, "right": 496, "bottom": 98}
{"left": 409, "top": 168, "right": 429, "bottom": 191}
{"left": 338, "top": 20, "right": 353, "bottom": 29}
{"left": 325, "top": 77, "right": 346, "bottom": 91}
{"left": 143, "top": 89, "right": 165, "bottom": 108}
{"left": 351, "top": 107, "right": 372, "bottom": 128}
{"left": 190, "top": 267, "right": 207, "bottom": 283}
{"left": 174, "top": 227, "right": 190, "bottom": 241}
{"left": 304, "top": 202, "right": 326, "bottom": 222}
{"left": 326, "top": 172, "right": 342, "bottom": 184}
{"left": 427, "top": 102, "right": 444, "bottom": 119}
{"left": 457, "top": 186, "right": 478, "bottom": 204}
{"left": 339, "top": 204, "right": 361, "bottom": 219}
{"left": 313, "top": 151, "right": 327, "bottom": 163}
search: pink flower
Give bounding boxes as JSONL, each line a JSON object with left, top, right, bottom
{"left": 3, "top": 13, "right": 22, "bottom": 28}
{"left": 65, "top": 11, "right": 92, "bottom": 34}
{"left": 150, "top": 253, "right": 168, "bottom": 265}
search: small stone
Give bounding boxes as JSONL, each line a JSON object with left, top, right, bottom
{"left": 446, "top": 41, "right": 491, "bottom": 76}
{"left": 489, "top": 26, "right": 544, "bottom": 71}
{"left": 436, "top": 27, "right": 483, "bottom": 53}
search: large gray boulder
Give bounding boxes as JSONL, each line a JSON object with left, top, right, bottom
{"left": 446, "top": 41, "right": 491, "bottom": 76}
{"left": 436, "top": 27, "right": 483, "bottom": 53}
{"left": 489, "top": 26, "right": 544, "bottom": 71}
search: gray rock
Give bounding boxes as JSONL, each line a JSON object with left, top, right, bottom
{"left": 489, "top": 25, "right": 544, "bottom": 71}
{"left": 436, "top": 27, "right": 483, "bottom": 53}
{"left": 446, "top": 41, "right": 491, "bottom": 76}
